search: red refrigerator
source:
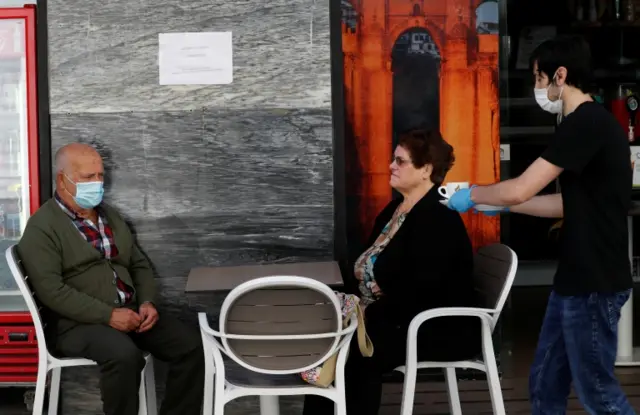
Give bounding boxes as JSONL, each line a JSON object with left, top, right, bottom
{"left": 0, "top": 4, "right": 41, "bottom": 387}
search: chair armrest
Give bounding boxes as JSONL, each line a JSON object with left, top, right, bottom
{"left": 404, "top": 307, "right": 497, "bottom": 366}
{"left": 407, "top": 307, "right": 496, "bottom": 335}
{"left": 198, "top": 312, "right": 226, "bottom": 353}
{"left": 198, "top": 312, "right": 221, "bottom": 338}
{"left": 332, "top": 311, "right": 359, "bottom": 352}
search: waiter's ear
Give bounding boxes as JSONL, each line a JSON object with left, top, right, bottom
{"left": 554, "top": 66, "right": 568, "bottom": 86}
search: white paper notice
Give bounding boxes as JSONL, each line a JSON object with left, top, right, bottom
{"left": 158, "top": 32, "right": 233, "bottom": 85}
{"left": 500, "top": 144, "right": 510, "bottom": 161}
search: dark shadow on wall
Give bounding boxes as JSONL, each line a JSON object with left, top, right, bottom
{"left": 85, "top": 139, "right": 203, "bottom": 313}
{"left": 343, "top": 113, "right": 364, "bottom": 295}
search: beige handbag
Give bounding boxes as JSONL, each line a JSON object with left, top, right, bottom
{"left": 299, "top": 292, "right": 374, "bottom": 387}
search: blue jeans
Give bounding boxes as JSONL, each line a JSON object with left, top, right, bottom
{"left": 529, "top": 290, "right": 635, "bottom": 415}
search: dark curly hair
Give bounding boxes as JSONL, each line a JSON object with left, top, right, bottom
{"left": 396, "top": 129, "right": 455, "bottom": 184}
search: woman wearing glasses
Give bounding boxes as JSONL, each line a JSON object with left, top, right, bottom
{"left": 303, "top": 129, "right": 481, "bottom": 414}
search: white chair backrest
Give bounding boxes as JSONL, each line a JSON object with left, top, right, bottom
{"left": 473, "top": 243, "right": 518, "bottom": 328}
{"left": 218, "top": 275, "right": 343, "bottom": 375}
{"left": 5, "top": 245, "right": 50, "bottom": 357}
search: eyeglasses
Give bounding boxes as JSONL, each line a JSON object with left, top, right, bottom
{"left": 392, "top": 156, "right": 411, "bottom": 167}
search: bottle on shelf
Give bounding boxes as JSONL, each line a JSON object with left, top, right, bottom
{"left": 623, "top": 0, "right": 635, "bottom": 21}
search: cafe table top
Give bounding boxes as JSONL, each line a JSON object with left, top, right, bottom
{"left": 185, "top": 260, "right": 343, "bottom": 292}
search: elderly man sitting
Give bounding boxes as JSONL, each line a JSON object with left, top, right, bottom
{"left": 17, "top": 143, "right": 204, "bottom": 415}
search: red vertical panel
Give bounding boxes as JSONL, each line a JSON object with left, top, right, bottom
{"left": 24, "top": 6, "right": 40, "bottom": 214}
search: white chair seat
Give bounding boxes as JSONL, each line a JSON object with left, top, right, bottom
{"left": 49, "top": 357, "right": 96, "bottom": 367}
{"left": 48, "top": 354, "right": 153, "bottom": 372}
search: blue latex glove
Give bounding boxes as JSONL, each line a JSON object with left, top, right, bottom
{"left": 447, "top": 187, "right": 476, "bottom": 213}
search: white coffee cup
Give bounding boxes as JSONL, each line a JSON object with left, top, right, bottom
{"left": 438, "top": 182, "right": 469, "bottom": 199}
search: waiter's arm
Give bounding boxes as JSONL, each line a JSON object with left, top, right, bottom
{"left": 509, "top": 193, "right": 563, "bottom": 218}
{"left": 471, "top": 157, "right": 563, "bottom": 206}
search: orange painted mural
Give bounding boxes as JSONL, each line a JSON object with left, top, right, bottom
{"left": 341, "top": 0, "right": 501, "bottom": 253}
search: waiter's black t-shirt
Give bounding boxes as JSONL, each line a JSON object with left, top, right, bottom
{"left": 541, "top": 101, "right": 632, "bottom": 295}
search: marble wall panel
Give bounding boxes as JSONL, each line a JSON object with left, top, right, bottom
{"left": 51, "top": 108, "right": 334, "bottom": 307}
{"left": 47, "top": 0, "right": 331, "bottom": 113}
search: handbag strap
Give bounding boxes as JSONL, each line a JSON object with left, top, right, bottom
{"left": 355, "top": 303, "right": 374, "bottom": 357}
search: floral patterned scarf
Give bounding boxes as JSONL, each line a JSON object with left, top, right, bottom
{"left": 354, "top": 209, "right": 408, "bottom": 305}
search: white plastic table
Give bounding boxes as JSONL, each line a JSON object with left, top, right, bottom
{"left": 616, "top": 202, "right": 640, "bottom": 366}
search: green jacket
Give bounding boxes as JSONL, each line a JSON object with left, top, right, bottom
{"left": 17, "top": 198, "right": 156, "bottom": 334}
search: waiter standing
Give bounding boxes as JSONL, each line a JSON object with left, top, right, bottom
{"left": 448, "top": 35, "right": 635, "bottom": 415}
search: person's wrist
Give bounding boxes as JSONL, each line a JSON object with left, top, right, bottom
{"left": 469, "top": 185, "right": 478, "bottom": 204}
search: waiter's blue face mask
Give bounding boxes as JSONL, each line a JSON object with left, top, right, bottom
{"left": 64, "top": 174, "right": 104, "bottom": 209}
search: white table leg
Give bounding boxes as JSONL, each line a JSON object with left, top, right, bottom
{"left": 259, "top": 396, "right": 280, "bottom": 415}
{"left": 616, "top": 216, "right": 640, "bottom": 366}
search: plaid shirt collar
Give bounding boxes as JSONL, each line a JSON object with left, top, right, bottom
{"left": 54, "top": 191, "right": 104, "bottom": 220}
{"left": 54, "top": 192, "right": 118, "bottom": 259}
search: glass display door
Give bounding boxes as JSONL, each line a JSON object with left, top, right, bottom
{"left": 0, "top": 6, "right": 39, "bottom": 296}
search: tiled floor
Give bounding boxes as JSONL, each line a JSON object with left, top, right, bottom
{"left": 3, "top": 286, "right": 640, "bottom": 414}
{"left": 386, "top": 285, "right": 640, "bottom": 414}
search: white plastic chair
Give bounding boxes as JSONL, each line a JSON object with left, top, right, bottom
{"left": 395, "top": 243, "right": 518, "bottom": 415}
{"left": 198, "top": 275, "right": 358, "bottom": 415}
{"left": 5, "top": 245, "right": 158, "bottom": 415}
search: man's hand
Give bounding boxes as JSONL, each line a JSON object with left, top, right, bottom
{"left": 109, "top": 308, "right": 142, "bottom": 332}
{"left": 137, "top": 302, "right": 159, "bottom": 333}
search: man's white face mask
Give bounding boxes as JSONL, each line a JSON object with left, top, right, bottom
{"left": 534, "top": 71, "right": 564, "bottom": 114}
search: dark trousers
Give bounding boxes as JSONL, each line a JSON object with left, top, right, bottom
{"left": 302, "top": 306, "right": 480, "bottom": 415}
{"left": 529, "top": 290, "right": 636, "bottom": 415}
{"left": 55, "top": 314, "right": 204, "bottom": 415}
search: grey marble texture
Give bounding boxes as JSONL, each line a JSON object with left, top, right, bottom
{"left": 52, "top": 110, "right": 333, "bottom": 217}
{"left": 48, "top": 0, "right": 331, "bottom": 113}
{"left": 51, "top": 108, "right": 334, "bottom": 313}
